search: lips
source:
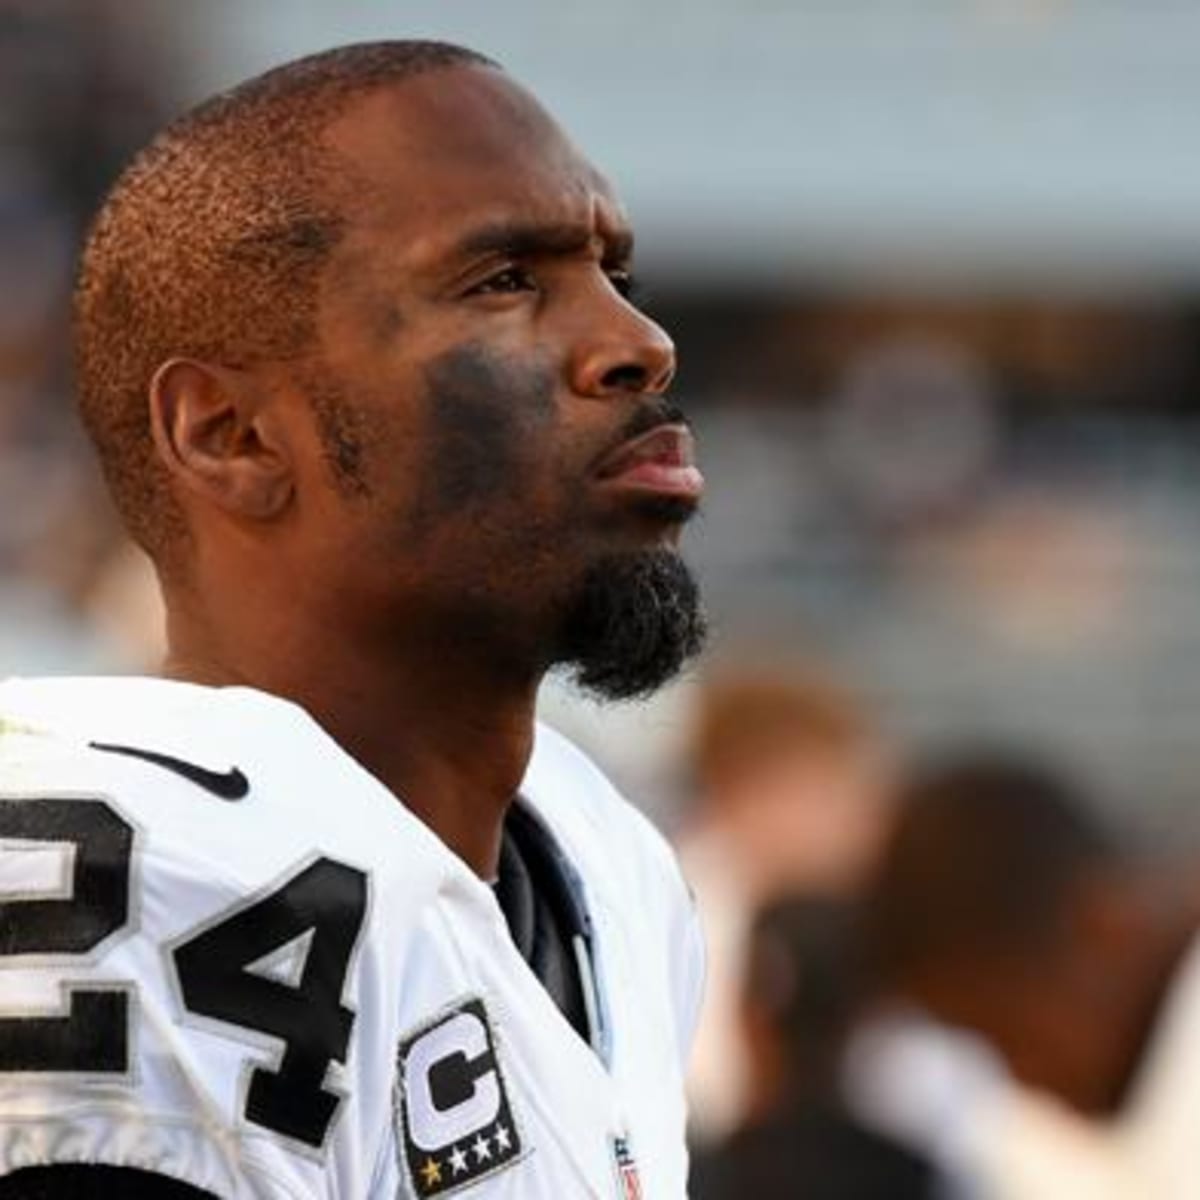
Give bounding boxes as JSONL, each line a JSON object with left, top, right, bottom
{"left": 595, "top": 423, "right": 704, "bottom": 501}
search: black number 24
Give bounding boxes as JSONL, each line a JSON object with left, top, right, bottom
{"left": 0, "top": 796, "right": 368, "bottom": 1150}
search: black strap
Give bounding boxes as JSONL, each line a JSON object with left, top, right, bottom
{"left": 493, "top": 804, "right": 594, "bottom": 1047}
{"left": 494, "top": 828, "right": 537, "bottom": 962}
{"left": 0, "top": 1164, "right": 220, "bottom": 1198}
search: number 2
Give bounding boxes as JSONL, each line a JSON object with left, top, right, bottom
{"left": 0, "top": 798, "right": 132, "bottom": 1073}
{"left": 0, "top": 797, "right": 368, "bottom": 1151}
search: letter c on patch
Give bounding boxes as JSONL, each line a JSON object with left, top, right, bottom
{"left": 406, "top": 1011, "right": 501, "bottom": 1150}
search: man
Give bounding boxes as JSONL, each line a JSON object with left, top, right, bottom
{"left": 844, "top": 753, "right": 1194, "bottom": 1199}
{"left": 0, "top": 41, "right": 707, "bottom": 1198}
{"left": 690, "top": 896, "right": 936, "bottom": 1200}
{"left": 678, "top": 670, "right": 893, "bottom": 1138}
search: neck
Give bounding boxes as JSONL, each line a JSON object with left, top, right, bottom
{"left": 163, "top": 593, "right": 541, "bottom": 879}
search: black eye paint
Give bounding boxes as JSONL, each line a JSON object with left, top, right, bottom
{"left": 411, "top": 342, "right": 556, "bottom": 530}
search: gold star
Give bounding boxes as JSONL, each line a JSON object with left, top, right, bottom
{"left": 420, "top": 1157, "right": 443, "bottom": 1188}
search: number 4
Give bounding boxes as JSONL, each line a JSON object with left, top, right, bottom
{"left": 0, "top": 798, "right": 368, "bottom": 1152}
{"left": 171, "top": 858, "right": 368, "bottom": 1150}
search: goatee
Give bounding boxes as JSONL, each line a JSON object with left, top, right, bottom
{"left": 555, "top": 549, "right": 707, "bottom": 701}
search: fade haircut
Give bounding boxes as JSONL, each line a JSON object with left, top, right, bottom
{"left": 73, "top": 40, "right": 497, "bottom": 561}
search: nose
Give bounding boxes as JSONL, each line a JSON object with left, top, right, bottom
{"left": 570, "top": 295, "right": 676, "bottom": 399}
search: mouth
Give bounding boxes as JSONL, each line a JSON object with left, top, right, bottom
{"left": 594, "top": 423, "right": 704, "bottom": 504}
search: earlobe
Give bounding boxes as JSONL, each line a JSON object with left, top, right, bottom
{"left": 149, "top": 359, "right": 295, "bottom": 521}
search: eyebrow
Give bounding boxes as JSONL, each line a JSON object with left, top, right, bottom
{"left": 455, "top": 219, "right": 635, "bottom": 264}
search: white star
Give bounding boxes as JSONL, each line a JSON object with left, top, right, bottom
{"left": 472, "top": 1133, "right": 493, "bottom": 1162}
{"left": 494, "top": 1124, "right": 512, "bottom": 1152}
{"left": 448, "top": 1146, "right": 469, "bottom": 1175}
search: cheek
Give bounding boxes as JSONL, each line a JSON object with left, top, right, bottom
{"left": 414, "top": 341, "right": 559, "bottom": 522}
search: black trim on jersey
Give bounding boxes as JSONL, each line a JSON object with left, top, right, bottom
{"left": 493, "top": 804, "right": 596, "bottom": 1047}
{"left": 89, "top": 743, "right": 249, "bottom": 801}
{"left": 0, "top": 1164, "right": 219, "bottom": 1198}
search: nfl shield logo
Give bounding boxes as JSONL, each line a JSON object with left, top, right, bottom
{"left": 610, "top": 1134, "right": 643, "bottom": 1200}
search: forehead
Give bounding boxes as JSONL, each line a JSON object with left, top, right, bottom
{"left": 322, "top": 66, "right": 628, "bottom": 260}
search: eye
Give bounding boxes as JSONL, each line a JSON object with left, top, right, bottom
{"left": 467, "top": 266, "right": 537, "bottom": 296}
{"left": 607, "top": 268, "right": 643, "bottom": 304}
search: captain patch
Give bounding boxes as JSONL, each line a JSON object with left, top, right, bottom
{"left": 396, "top": 997, "right": 523, "bottom": 1196}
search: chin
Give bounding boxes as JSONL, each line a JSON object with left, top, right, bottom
{"left": 553, "top": 546, "right": 707, "bottom": 702}
{"left": 633, "top": 492, "right": 700, "bottom": 520}
{"left": 628, "top": 493, "right": 700, "bottom": 526}
{"left": 593, "top": 493, "right": 698, "bottom": 553}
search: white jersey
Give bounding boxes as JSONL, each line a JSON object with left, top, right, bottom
{"left": 1114, "top": 930, "right": 1200, "bottom": 1198}
{"left": 0, "top": 677, "right": 703, "bottom": 1199}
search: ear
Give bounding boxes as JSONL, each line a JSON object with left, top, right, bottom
{"left": 149, "top": 359, "right": 295, "bottom": 521}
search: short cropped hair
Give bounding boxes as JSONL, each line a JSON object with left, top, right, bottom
{"left": 73, "top": 40, "right": 496, "bottom": 560}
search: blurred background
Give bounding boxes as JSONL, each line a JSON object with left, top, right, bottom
{"left": 7, "top": 1, "right": 1200, "bottom": 1194}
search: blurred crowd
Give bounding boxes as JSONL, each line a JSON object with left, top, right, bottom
{"left": 10, "top": 5, "right": 1200, "bottom": 819}
{"left": 8, "top": 7, "right": 1200, "bottom": 1198}
{"left": 0, "top": 0, "right": 169, "bottom": 673}
{"left": 679, "top": 669, "right": 1200, "bottom": 1199}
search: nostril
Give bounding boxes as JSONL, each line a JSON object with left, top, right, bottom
{"left": 600, "top": 364, "right": 649, "bottom": 393}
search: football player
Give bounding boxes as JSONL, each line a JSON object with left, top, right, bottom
{"left": 0, "top": 41, "right": 706, "bottom": 1198}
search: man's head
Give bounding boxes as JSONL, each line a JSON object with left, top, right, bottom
{"left": 688, "top": 671, "right": 892, "bottom": 896}
{"left": 740, "top": 895, "right": 866, "bottom": 1115}
{"left": 861, "top": 752, "right": 1194, "bottom": 1115}
{"left": 74, "top": 41, "right": 705, "bottom": 699}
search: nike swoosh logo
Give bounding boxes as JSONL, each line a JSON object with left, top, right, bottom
{"left": 89, "top": 742, "right": 250, "bottom": 800}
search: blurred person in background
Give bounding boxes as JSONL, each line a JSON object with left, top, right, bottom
{"left": 677, "top": 669, "right": 896, "bottom": 1139}
{"left": 1114, "top": 865, "right": 1200, "bottom": 1196}
{"left": 690, "top": 894, "right": 937, "bottom": 1199}
{"left": 845, "top": 752, "right": 1198, "bottom": 1199}
{"left": 0, "top": 0, "right": 172, "bottom": 670}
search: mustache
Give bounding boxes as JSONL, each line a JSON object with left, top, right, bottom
{"left": 595, "top": 398, "right": 690, "bottom": 463}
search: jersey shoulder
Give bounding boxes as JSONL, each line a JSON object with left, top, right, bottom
{"left": 0, "top": 675, "right": 450, "bottom": 880}
{"left": 523, "top": 721, "right": 706, "bottom": 1077}
{"left": 0, "top": 677, "right": 457, "bottom": 1198}
{"left": 524, "top": 720, "right": 688, "bottom": 902}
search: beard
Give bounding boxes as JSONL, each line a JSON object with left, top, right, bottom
{"left": 552, "top": 548, "right": 707, "bottom": 701}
